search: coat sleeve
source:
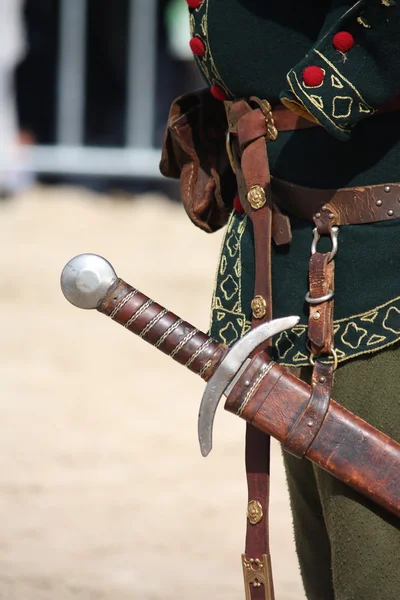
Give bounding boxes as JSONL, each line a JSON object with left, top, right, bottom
{"left": 279, "top": 0, "right": 400, "bottom": 140}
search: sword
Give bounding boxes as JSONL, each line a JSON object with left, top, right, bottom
{"left": 60, "top": 253, "right": 298, "bottom": 456}
{"left": 60, "top": 254, "right": 400, "bottom": 518}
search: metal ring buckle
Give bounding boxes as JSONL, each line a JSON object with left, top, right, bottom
{"left": 311, "top": 226, "right": 339, "bottom": 262}
{"left": 305, "top": 290, "right": 334, "bottom": 305}
{"left": 309, "top": 347, "right": 338, "bottom": 372}
{"left": 225, "top": 130, "right": 236, "bottom": 174}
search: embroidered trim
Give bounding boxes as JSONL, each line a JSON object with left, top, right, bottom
{"left": 189, "top": 0, "right": 233, "bottom": 98}
{"left": 210, "top": 212, "right": 400, "bottom": 366}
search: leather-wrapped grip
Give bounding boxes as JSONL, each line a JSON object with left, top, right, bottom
{"left": 225, "top": 358, "right": 400, "bottom": 518}
{"left": 98, "top": 280, "right": 227, "bottom": 381}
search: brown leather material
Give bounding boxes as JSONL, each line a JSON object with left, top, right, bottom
{"left": 272, "top": 178, "right": 400, "bottom": 226}
{"left": 225, "top": 358, "right": 400, "bottom": 518}
{"left": 237, "top": 110, "right": 269, "bottom": 150}
{"left": 159, "top": 89, "right": 236, "bottom": 233}
{"left": 232, "top": 99, "right": 276, "bottom": 599}
{"left": 271, "top": 202, "right": 293, "bottom": 245}
{"left": 284, "top": 362, "right": 334, "bottom": 459}
{"left": 225, "top": 100, "right": 319, "bottom": 135}
{"left": 98, "top": 280, "right": 227, "bottom": 381}
{"left": 271, "top": 104, "right": 319, "bottom": 132}
{"left": 307, "top": 253, "right": 335, "bottom": 356}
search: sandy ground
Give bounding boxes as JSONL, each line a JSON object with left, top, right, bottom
{"left": 0, "top": 186, "right": 306, "bottom": 600}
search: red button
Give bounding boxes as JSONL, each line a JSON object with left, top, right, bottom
{"left": 186, "top": 0, "right": 203, "bottom": 8}
{"left": 302, "top": 66, "right": 325, "bottom": 87}
{"left": 333, "top": 31, "right": 355, "bottom": 53}
{"left": 233, "top": 196, "right": 245, "bottom": 214}
{"left": 189, "top": 37, "right": 205, "bottom": 56}
{"left": 210, "top": 85, "right": 228, "bottom": 101}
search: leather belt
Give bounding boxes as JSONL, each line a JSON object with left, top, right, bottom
{"left": 272, "top": 178, "right": 400, "bottom": 233}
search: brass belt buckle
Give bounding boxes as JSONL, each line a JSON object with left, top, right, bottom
{"left": 242, "top": 554, "right": 275, "bottom": 600}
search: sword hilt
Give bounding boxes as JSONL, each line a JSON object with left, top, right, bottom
{"left": 60, "top": 254, "right": 227, "bottom": 380}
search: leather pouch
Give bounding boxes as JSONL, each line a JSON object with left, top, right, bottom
{"left": 160, "top": 88, "right": 236, "bottom": 233}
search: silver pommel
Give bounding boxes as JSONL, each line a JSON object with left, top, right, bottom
{"left": 60, "top": 254, "right": 118, "bottom": 309}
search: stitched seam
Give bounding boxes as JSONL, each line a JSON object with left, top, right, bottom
{"left": 236, "top": 362, "right": 274, "bottom": 417}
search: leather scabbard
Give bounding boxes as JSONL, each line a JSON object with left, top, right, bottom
{"left": 225, "top": 356, "right": 400, "bottom": 518}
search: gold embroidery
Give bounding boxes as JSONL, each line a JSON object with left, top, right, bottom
{"left": 189, "top": 14, "right": 195, "bottom": 37}
{"left": 314, "top": 50, "right": 374, "bottom": 111}
{"left": 357, "top": 16, "right": 371, "bottom": 28}
{"left": 367, "top": 334, "right": 386, "bottom": 346}
{"left": 341, "top": 323, "right": 368, "bottom": 349}
{"left": 310, "top": 95, "right": 324, "bottom": 109}
{"left": 332, "top": 96, "right": 353, "bottom": 119}
{"left": 204, "top": 0, "right": 233, "bottom": 97}
{"left": 293, "top": 351, "right": 309, "bottom": 362}
{"left": 359, "top": 102, "right": 372, "bottom": 114}
{"left": 200, "top": 14, "right": 207, "bottom": 37}
{"left": 331, "top": 75, "right": 344, "bottom": 89}
{"left": 292, "top": 71, "right": 351, "bottom": 133}
{"left": 383, "top": 306, "right": 400, "bottom": 334}
{"left": 210, "top": 213, "right": 400, "bottom": 366}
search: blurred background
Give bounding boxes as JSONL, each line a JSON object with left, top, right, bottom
{"left": 0, "top": 1, "right": 304, "bottom": 598}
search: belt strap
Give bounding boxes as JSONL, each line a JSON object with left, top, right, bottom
{"left": 272, "top": 178, "right": 400, "bottom": 228}
{"left": 228, "top": 98, "right": 276, "bottom": 600}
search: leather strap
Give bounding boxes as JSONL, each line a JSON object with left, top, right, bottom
{"left": 283, "top": 362, "right": 334, "bottom": 459}
{"left": 229, "top": 98, "right": 276, "bottom": 600}
{"left": 272, "top": 178, "right": 400, "bottom": 227}
{"left": 307, "top": 253, "right": 335, "bottom": 356}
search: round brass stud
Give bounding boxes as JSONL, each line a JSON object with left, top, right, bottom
{"left": 247, "top": 500, "right": 263, "bottom": 525}
{"left": 251, "top": 295, "right": 267, "bottom": 319}
{"left": 247, "top": 185, "right": 266, "bottom": 210}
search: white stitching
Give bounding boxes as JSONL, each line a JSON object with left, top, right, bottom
{"left": 199, "top": 359, "right": 212, "bottom": 379}
{"left": 155, "top": 319, "right": 183, "bottom": 349}
{"left": 139, "top": 308, "right": 169, "bottom": 339}
{"left": 185, "top": 338, "right": 214, "bottom": 368}
{"left": 170, "top": 328, "right": 199, "bottom": 359}
{"left": 124, "top": 299, "right": 153, "bottom": 329}
{"left": 236, "top": 362, "right": 274, "bottom": 417}
{"left": 110, "top": 289, "right": 139, "bottom": 320}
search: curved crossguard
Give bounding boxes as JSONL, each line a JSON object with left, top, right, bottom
{"left": 61, "top": 254, "right": 299, "bottom": 456}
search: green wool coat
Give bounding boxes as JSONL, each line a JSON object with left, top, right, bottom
{"left": 187, "top": 0, "right": 400, "bottom": 367}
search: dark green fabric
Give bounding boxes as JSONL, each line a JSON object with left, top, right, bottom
{"left": 210, "top": 211, "right": 400, "bottom": 366}
{"left": 198, "top": 0, "right": 330, "bottom": 104}
{"left": 281, "top": 0, "right": 400, "bottom": 140}
{"left": 283, "top": 344, "right": 400, "bottom": 600}
{"left": 189, "top": 0, "right": 400, "bottom": 367}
